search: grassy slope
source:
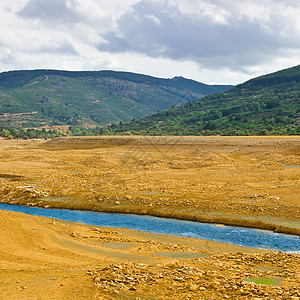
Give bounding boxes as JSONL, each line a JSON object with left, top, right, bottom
{"left": 112, "top": 65, "right": 300, "bottom": 135}
{"left": 0, "top": 70, "right": 232, "bottom": 128}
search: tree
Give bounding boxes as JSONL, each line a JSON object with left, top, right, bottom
{"left": 204, "top": 121, "right": 217, "bottom": 130}
{"left": 1, "top": 129, "right": 10, "bottom": 137}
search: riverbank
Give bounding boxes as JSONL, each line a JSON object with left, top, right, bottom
{"left": 0, "top": 136, "right": 299, "bottom": 236}
{"left": 1, "top": 209, "right": 300, "bottom": 299}
{"left": 2, "top": 203, "right": 299, "bottom": 252}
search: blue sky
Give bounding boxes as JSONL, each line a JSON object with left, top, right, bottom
{"left": 1, "top": 0, "right": 300, "bottom": 84}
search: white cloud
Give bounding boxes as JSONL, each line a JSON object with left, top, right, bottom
{"left": 0, "top": 0, "right": 299, "bottom": 84}
{"left": 145, "top": 14, "right": 161, "bottom": 25}
{"left": 18, "top": 0, "right": 113, "bottom": 29}
{"left": 170, "top": 0, "right": 230, "bottom": 25}
{"left": 100, "top": 0, "right": 300, "bottom": 72}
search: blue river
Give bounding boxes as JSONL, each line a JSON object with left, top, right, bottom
{"left": 0, "top": 203, "right": 299, "bottom": 253}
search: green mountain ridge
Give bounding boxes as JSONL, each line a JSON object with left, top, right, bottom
{"left": 0, "top": 70, "right": 232, "bottom": 128}
{"left": 111, "top": 65, "right": 300, "bottom": 136}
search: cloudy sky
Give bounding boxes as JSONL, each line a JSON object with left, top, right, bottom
{"left": 0, "top": 0, "right": 299, "bottom": 84}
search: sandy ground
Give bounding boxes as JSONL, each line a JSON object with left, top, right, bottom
{"left": 0, "top": 210, "right": 299, "bottom": 299}
{"left": 0, "top": 135, "right": 299, "bottom": 299}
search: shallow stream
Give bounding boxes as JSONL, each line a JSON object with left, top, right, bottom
{"left": 0, "top": 203, "right": 299, "bottom": 253}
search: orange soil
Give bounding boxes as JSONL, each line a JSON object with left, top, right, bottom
{"left": 1, "top": 136, "right": 299, "bottom": 234}
{"left": 0, "top": 136, "right": 299, "bottom": 299}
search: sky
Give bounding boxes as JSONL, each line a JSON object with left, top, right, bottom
{"left": 0, "top": 0, "right": 300, "bottom": 85}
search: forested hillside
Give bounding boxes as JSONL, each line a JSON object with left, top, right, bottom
{"left": 110, "top": 65, "right": 300, "bottom": 135}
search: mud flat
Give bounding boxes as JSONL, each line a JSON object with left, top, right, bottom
{"left": 0, "top": 136, "right": 300, "bottom": 299}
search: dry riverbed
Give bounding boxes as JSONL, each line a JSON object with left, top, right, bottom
{"left": 0, "top": 135, "right": 299, "bottom": 299}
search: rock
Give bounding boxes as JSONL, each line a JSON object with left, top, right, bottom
{"left": 188, "top": 283, "right": 198, "bottom": 292}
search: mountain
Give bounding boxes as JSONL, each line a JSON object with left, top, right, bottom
{"left": 111, "top": 65, "right": 300, "bottom": 135}
{"left": 0, "top": 69, "right": 232, "bottom": 128}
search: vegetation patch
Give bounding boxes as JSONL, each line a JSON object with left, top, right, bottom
{"left": 245, "top": 277, "right": 282, "bottom": 286}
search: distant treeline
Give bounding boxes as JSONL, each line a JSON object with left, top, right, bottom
{"left": 1, "top": 122, "right": 299, "bottom": 140}
{"left": 0, "top": 125, "right": 106, "bottom": 139}
{"left": 0, "top": 127, "right": 66, "bottom": 139}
